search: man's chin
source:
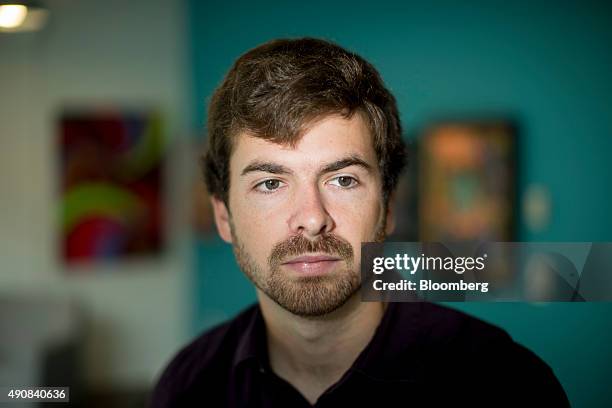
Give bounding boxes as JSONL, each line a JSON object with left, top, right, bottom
{"left": 263, "top": 276, "right": 361, "bottom": 318}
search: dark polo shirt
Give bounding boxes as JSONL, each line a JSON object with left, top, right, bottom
{"left": 151, "top": 301, "right": 569, "bottom": 407}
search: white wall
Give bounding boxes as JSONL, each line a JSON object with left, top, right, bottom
{"left": 0, "top": 0, "right": 191, "bottom": 390}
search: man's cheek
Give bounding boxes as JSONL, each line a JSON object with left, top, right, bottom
{"left": 239, "top": 220, "right": 276, "bottom": 253}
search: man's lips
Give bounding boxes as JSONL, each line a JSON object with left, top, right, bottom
{"left": 282, "top": 255, "right": 341, "bottom": 264}
{"left": 281, "top": 254, "right": 341, "bottom": 276}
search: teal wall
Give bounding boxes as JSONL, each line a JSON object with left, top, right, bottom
{"left": 189, "top": 1, "right": 612, "bottom": 406}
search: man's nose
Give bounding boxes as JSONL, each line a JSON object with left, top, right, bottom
{"left": 288, "top": 184, "right": 335, "bottom": 238}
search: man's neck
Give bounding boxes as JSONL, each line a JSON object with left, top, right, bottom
{"left": 257, "top": 290, "right": 386, "bottom": 405}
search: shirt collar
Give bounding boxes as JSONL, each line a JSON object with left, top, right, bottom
{"left": 231, "top": 301, "right": 426, "bottom": 382}
{"left": 350, "top": 301, "right": 425, "bottom": 382}
{"left": 232, "top": 304, "right": 268, "bottom": 370}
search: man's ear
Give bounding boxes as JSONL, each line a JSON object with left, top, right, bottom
{"left": 384, "top": 191, "right": 397, "bottom": 236}
{"left": 210, "top": 195, "right": 233, "bottom": 243}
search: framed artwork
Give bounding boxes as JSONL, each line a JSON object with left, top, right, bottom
{"left": 59, "top": 109, "right": 166, "bottom": 265}
{"left": 419, "top": 119, "right": 517, "bottom": 242}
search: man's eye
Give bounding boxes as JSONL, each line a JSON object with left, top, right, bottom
{"left": 255, "top": 179, "right": 284, "bottom": 192}
{"left": 329, "top": 176, "right": 358, "bottom": 188}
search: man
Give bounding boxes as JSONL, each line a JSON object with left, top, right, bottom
{"left": 152, "top": 38, "right": 568, "bottom": 407}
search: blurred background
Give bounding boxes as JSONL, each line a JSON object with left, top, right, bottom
{"left": 1, "top": 0, "right": 611, "bottom": 406}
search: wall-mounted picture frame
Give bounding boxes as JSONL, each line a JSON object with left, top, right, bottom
{"left": 419, "top": 119, "right": 517, "bottom": 242}
{"left": 59, "top": 109, "right": 166, "bottom": 265}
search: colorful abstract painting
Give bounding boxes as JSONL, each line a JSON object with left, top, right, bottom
{"left": 418, "top": 120, "right": 517, "bottom": 284}
{"left": 419, "top": 120, "right": 516, "bottom": 242}
{"left": 59, "top": 110, "right": 165, "bottom": 264}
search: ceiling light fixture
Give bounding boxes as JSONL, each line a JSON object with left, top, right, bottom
{"left": 0, "top": 2, "right": 48, "bottom": 32}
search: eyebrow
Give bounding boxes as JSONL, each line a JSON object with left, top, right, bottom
{"left": 321, "top": 156, "right": 372, "bottom": 173}
{"left": 241, "top": 161, "right": 292, "bottom": 176}
{"left": 240, "top": 155, "right": 373, "bottom": 177}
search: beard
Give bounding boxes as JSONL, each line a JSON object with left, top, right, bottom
{"left": 230, "top": 213, "right": 387, "bottom": 318}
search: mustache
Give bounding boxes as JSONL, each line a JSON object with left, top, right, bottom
{"left": 269, "top": 234, "right": 354, "bottom": 267}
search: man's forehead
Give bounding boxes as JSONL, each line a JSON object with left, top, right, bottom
{"left": 230, "top": 114, "right": 377, "bottom": 171}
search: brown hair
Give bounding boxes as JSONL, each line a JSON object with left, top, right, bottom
{"left": 202, "top": 37, "right": 407, "bottom": 207}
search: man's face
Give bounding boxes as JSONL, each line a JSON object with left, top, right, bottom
{"left": 211, "top": 113, "right": 392, "bottom": 317}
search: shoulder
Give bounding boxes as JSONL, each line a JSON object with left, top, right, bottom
{"left": 400, "top": 302, "right": 569, "bottom": 405}
{"left": 150, "top": 304, "right": 258, "bottom": 408}
{"left": 412, "top": 302, "right": 514, "bottom": 348}
{"left": 389, "top": 301, "right": 515, "bottom": 353}
{"left": 407, "top": 301, "right": 540, "bottom": 364}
